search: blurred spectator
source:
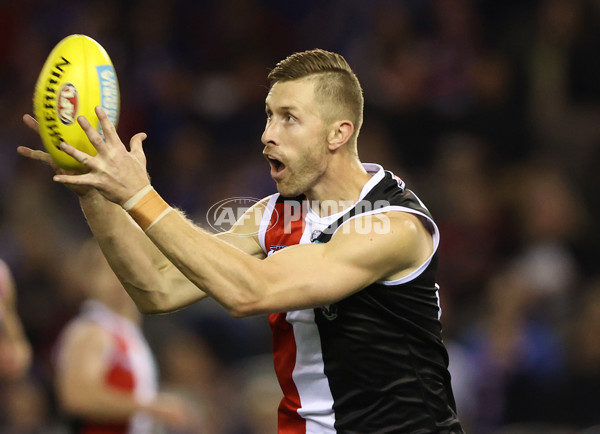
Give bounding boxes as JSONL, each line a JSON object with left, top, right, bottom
{"left": 528, "top": 0, "right": 600, "bottom": 172}
{"left": 504, "top": 160, "right": 587, "bottom": 317}
{"left": 428, "top": 133, "right": 512, "bottom": 336}
{"left": 549, "top": 278, "right": 600, "bottom": 429}
{"left": 451, "top": 267, "right": 566, "bottom": 433}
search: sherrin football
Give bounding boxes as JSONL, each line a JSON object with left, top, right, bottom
{"left": 33, "top": 34, "right": 120, "bottom": 170}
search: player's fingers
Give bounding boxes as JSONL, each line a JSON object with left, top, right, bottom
{"left": 129, "top": 132, "right": 148, "bottom": 166}
{"left": 22, "top": 114, "right": 40, "bottom": 133}
{"left": 77, "top": 115, "right": 109, "bottom": 153}
{"left": 52, "top": 172, "right": 96, "bottom": 187}
{"left": 58, "top": 142, "right": 95, "bottom": 168}
{"left": 16, "top": 146, "right": 57, "bottom": 167}
{"left": 95, "top": 106, "right": 119, "bottom": 143}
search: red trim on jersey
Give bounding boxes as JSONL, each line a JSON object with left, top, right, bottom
{"left": 80, "top": 334, "right": 134, "bottom": 433}
{"left": 106, "top": 335, "right": 135, "bottom": 391}
{"left": 270, "top": 313, "right": 306, "bottom": 434}
{"left": 265, "top": 200, "right": 306, "bottom": 252}
{"left": 80, "top": 424, "right": 128, "bottom": 434}
{"left": 266, "top": 199, "right": 307, "bottom": 433}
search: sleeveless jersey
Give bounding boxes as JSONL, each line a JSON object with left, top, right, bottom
{"left": 258, "top": 164, "right": 463, "bottom": 433}
{"left": 56, "top": 300, "right": 158, "bottom": 434}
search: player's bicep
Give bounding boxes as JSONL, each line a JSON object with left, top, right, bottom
{"left": 320, "top": 213, "right": 430, "bottom": 293}
{"left": 259, "top": 212, "right": 430, "bottom": 311}
{"left": 259, "top": 238, "right": 378, "bottom": 311}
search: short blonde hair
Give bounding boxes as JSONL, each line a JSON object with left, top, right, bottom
{"left": 268, "top": 49, "right": 364, "bottom": 150}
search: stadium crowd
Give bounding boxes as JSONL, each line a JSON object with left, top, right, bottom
{"left": 0, "top": 0, "right": 599, "bottom": 432}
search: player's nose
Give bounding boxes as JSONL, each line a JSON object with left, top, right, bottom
{"left": 261, "top": 121, "right": 277, "bottom": 146}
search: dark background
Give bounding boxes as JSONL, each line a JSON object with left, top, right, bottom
{"left": 0, "top": 0, "right": 599, "bottom": 432}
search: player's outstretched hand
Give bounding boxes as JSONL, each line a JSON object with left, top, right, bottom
{"left": 52, "top": 106, "right": 151, "bottom": 205}
{"left": 18, "top": 114, "right": 94, "bottom": 197}
{"left": 19, "top": 114, "right": 59, "bottom": 168}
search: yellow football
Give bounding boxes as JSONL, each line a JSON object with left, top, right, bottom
{"left": 33, "top": 34, "right": 120, "bottom": 170}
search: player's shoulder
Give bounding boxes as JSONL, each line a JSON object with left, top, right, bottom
{"left": 330, "top": 210, "right": 433, "bottom": 260}
{"left": 254, "top": 194, "right": 278, "bottom": 209}
{"left": 59, "top": 316, "right": 110, "bottom": 351}
{"left": 335, "top": 210, "right": 427, "bottom": 240}
{"left": 326, "top": 211, "right": 434, "bottom": 279}
{"left": 233, "top": 194, "right": 276, "bottom": 231}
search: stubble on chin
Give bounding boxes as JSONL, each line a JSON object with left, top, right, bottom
{"left": 275, "top": 181, "right": 303, "bottom": 198}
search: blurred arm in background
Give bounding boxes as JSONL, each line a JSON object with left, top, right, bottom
{"left": 0, "top": 259, "right": 32, "bottom": 381}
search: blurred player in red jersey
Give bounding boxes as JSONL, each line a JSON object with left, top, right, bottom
{"left": 53, "top": 239, "right": 190, "bottom": 433}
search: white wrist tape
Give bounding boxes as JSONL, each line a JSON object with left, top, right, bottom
{"left": 122, "top": 185, "right": 154, "bottom": 211}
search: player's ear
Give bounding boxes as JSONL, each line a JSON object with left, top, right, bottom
{"left": 327, "top": 120, "right": 354, "bottom": 151}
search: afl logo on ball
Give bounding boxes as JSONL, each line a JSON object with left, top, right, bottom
{"left": 57, "top": 83, "right": 78, "bottom": 125}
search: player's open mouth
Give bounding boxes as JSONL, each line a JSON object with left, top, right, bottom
{"left": 267, "top": 157, "right": 286, "bottom": 177}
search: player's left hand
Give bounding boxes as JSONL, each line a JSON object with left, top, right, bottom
{"left": 52, "top": 106, "right": 151, "bottom": 205}
{"left": 19, "top": 114, "right": 96, "bottom": 198}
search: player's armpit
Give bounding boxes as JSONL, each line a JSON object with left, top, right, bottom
{"left": 214, "top": 196, "right": 272, "bottom": 259}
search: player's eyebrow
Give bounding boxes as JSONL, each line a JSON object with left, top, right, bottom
{"left": 266, "top": 104, "right": 299, "bottom": 114}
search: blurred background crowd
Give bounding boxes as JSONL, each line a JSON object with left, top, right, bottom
{"left": 0, "top": 0, "right": 599, "bottom": 432}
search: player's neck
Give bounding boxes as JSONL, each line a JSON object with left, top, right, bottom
{"left": 305, "top": 156, "right": 371, "bottom": 218}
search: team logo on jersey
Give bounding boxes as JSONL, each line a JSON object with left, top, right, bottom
{"left": 391, "top": 173, "right": 405, "bottom": 191}
{"left": 268, "top": 244, "right": 286, "bottom": 255}
{"left": 319, "top": 303, "right": 338, "bottom": 320}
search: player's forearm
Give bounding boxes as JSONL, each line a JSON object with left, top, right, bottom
{"left": 79, "top": 191, "right": 206, "bottom": 313}
{"left": 145, "top": 210, "right": 268, "bottom": 317}
{"left": 59, "top": 382, "right": 146, "bottom": 422}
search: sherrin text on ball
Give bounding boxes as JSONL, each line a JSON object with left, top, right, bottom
{"left": 33, "top": 34, "right": 120, "bottom": 170}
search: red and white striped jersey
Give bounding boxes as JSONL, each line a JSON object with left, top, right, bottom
{"left": 56, "top": 300, "right": 158, "bottom": 434}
